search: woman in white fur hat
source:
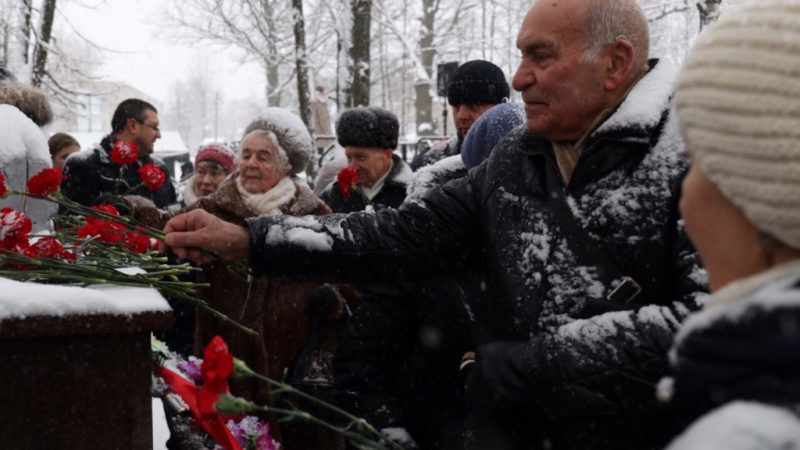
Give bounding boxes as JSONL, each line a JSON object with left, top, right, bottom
{"left": 663, "top": 0, "right": 800, "bottom": 447}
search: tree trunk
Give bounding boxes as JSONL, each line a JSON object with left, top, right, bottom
{"left": 335, "top": 0, "right": 352, "bottom": 113}
{"left": 346, "top": 0, "right": 370, "bottom": 107}
{"left": 261, "top": 0, "right": 282, "bottom": 107}
{"left": 292, "top": 0, "right": 312, "bottom": 130}
{"left": 415, "top": 0, "right": 437, "bottom": 134}
{"left": 32, "top": 0, "right": 57, "bottom": 87}
{"left": 20, "top": 0, "right": 32, "bottom": 65}
{"left": 697, "top": 0, "right": 724, "bottom": 29}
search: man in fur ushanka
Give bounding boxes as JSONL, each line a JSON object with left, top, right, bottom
{"left": 162, "top": 0, "right": 708, "bottom": 448}
{"left": 319, "top": 106, "right": 412, "bottom": 213}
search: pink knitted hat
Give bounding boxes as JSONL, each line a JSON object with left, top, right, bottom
{"left": 195, "top": 143, "right": 235, "bottom": 174}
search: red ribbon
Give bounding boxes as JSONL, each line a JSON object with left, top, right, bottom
{"left": 158, "top": 367, "right": 242, "bottom": 450}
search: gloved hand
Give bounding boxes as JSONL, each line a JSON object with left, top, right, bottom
{"left": 464, "top": 340, "right": 541, "bottom": 416}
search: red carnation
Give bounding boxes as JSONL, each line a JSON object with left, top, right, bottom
{"left": 124, "top": 231, "right": 151, "bottom": 253}
{"left": 110, "top": 141, "right": 139, "bottom": 165}
{"left": 199, "top": 335, "right": 234, "bottom": 415}
{"left": 89, "top": 204, "right": 120, "bottom": 222}
{"left": 29, "top": 237, "right": 75, "bottom": 260}
{"left": 27, "top": 167, "right": 63, "bottom": 198}
{"left": 337, "top": 167, "right": 358, "bottom": 198}
{"left": 0, "top": 170, "right": 7, "bottom": 198}
{"left": 0, "top": 208, "right": 32, "bottom": 250}
{"left": 77, "top": 218, "right": 127, "bottom": 244}
{"left": 139, "top": 163, "right": 166, "bottom": 191}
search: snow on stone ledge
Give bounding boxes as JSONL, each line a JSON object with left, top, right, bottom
{"left": 0, "top": 276, "right": 171, "bottom": 321}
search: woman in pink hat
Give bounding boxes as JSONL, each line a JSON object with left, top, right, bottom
{"left": 182, "top": 142, "right": 235, "bottom": 205}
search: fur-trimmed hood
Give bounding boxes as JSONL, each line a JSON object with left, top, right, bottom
{"left": 0, "top": 80, "right": 52, "bottom": 126}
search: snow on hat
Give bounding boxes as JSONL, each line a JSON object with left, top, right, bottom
{"left": 244, "top": 107, "right": 314, "bottom": 175}
{"left": 674, "top": 0, "right": 800, "bottom": 249}
{"left": 461, "top": 103, "right": 525, "bottom": 170}
{"left": 447, "top": 60, "right": 509, "bottom": 107}
{"left": 337, "top": 107, "right": 399, "bottom": 149}
{"left": 196, "top": 143, "right": 235, "bottom": 174}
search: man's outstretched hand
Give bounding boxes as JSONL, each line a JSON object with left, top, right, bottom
{"left": 162, "top": 209, "right": 251, "bottom": 264}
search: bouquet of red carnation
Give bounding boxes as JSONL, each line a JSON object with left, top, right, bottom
{"left": 0, "top": 168, "right": 256, "bottom": 337}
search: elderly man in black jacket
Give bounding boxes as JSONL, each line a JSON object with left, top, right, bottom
{"left": 162, "top": 0, "right": 707, "bottom": 448}
{"left": 61, "top": 98, "right": 176, "bottom": 208}
{"left": 320, "top": 107, "right": 411, "bottom": 213}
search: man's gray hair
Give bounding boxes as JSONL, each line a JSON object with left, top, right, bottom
{"left": 581, "top": 0, "right": 649, "bottom": 65}
{"left": 240, "top": 129, "right": 292, "bottom": 176}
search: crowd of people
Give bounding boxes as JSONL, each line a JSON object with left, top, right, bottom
{"left": 3, "top": 0, "right": 800, "bottom": 448}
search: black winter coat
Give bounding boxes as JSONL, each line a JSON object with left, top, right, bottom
{"left": 61, "top": 135, "right": 177, "bottom": 208}
{"left": 335, "top": 154, "right": 485, "bottom": 450}
{"left": 246, "top": 60, "right": 707, "bottom": 449}
{"left": 320, "top": 154, "right": 411, "bottom": 213}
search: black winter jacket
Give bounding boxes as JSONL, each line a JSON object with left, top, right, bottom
{"left": 61, "top": 135, "right": 177, "bottom": 208}
{"left": 335, "top": 155, "right": 485, "bottom": 450}
{"left": 246, "top": 61, "right": 707, "bottom": 449}
{"left": 320, "top": 154, "right": 411, "bottom": 213}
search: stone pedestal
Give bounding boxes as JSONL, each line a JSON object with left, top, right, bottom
{"left": 0, "top": 281, "right": 172, "bottom": 450}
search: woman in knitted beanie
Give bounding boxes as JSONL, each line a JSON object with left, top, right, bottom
{"left": 182, "top": 142, "right": 235, "bottom": 205}
{"left": 664, "top": 1, "right": 800, "bottom": 447}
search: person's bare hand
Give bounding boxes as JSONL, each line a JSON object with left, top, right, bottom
{"left": 161, "top": 209, "right": 251, "bottom": 264}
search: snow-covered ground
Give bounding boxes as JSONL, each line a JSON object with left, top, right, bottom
{"left": 153, "top": 398, "right": 170, "bottom": 449}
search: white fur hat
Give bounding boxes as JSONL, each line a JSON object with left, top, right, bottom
{"left": 674, "top": 0, "right": 800, "bottom": 249}
{"left": 244, "top": 107, "right": 313, "bottom": 176}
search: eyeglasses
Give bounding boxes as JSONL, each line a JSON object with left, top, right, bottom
{"left": 135, "top": 119, "right": 161, "bottom": 133}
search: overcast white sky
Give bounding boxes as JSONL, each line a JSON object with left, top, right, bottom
{"left": 59, "top": 0, "right": 265, "bottom": 105}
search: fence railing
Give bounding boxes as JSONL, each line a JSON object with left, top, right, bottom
{"left": 314, "top": 135, "right": 450, "bottom": 164}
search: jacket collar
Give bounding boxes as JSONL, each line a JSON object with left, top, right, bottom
{"left": 514, "top": 59, "right": 677, "bottom": 189}
{"left": 591, "top": 59, "right": 677, "bottom": 144}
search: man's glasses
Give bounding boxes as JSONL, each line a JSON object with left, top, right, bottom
{"left": 135, "top": 119, "right": 160, "bottom": 133}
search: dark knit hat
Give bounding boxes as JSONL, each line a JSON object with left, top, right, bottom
{"left": 447, "top": 60, "right": 509, "bottom": 106}
{"left": 337, "top": 107, "right": 399, "bottom": 149}
{"left": 196, "top": 143, "right": 235, "bottom": 174}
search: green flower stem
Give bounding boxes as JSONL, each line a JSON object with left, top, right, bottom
{"left": 0, "top": 250, "right": 257, "bottom": 337}
{"left": 233, "top": 359, "right": 403, "bottom": 450}
{"left": 12, "top": 188, "right": 252, "bottom": 279}
{"left": 250, "top": 405, "right": 394, "bottom": 450}
{"left": 351, "top": 185, "right": 373, "bottom": 207}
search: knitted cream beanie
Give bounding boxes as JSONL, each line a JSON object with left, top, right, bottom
{"left": 674, "top": 0, "right": 800, "bottom": 249}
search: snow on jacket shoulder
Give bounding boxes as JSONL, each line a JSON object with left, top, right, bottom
{"left": 246, "top": 60, "right": 708, "bottom": 449}
{"left": 666, "top": 402, "right": 800, "bottom": 449}
{"left": 410, "top": 135, "right": 460, "bottom": 171}
{"left": 0, "top": 105, "right": 56, "bottom": 232}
